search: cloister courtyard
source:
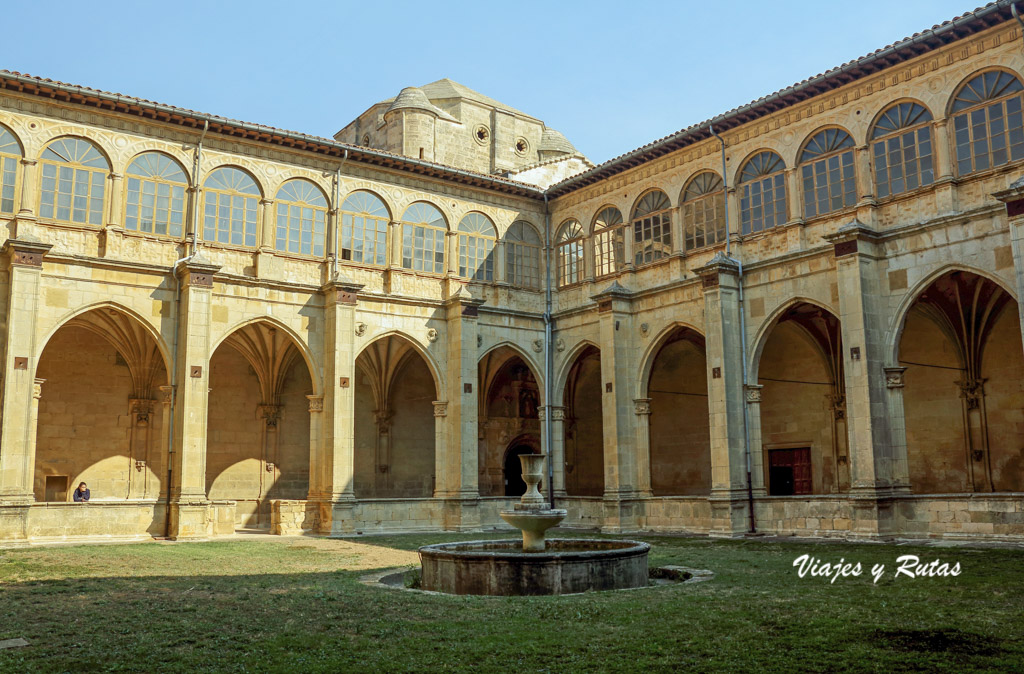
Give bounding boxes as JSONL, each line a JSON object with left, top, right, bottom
{"left": 0, "top": 533, "right": 1022, "bottom": 672}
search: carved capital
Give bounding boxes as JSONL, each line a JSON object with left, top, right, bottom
{"left": 551, "top": 406, "right": 567, "bottom": 422}
{"left": 258, "top": 404, "right": 283, "bottom": 426}
{"left": 158, "top": 385, "right": 174, "bottom": 405}
{"left": 884, "top": 367, "right": 907, "bottom": 389}
{"left": 432, "top": 400, "right": 448, "bottom": 418}
{"left": 634, "top": 398, "right": 652, "bottom": 416}
{"left": 129, "top": 398, "right": 155, "bottom": 422}
{"left": 306, "top": 395, "right": 324, "bottom": 413}
{"left": 826, "top": 393, "right": 846, "bottom": 420}
{"left": 956, "top": 378, "right": 986, "bottom": 410}
{"left": 32, "top": 378, "right": 45, "bottom": 400}
{"left": 745, "top": 384, "right": 763, "bottom": 404}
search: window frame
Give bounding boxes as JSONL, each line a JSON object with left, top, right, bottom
{"left": 869, "top": 101, "right": 935, "bottom": 199}
{"left": 630, "top": 190, "right": 673, "bottom": 267}
{"left": 798, "top": 127, "right": 857, "bottom": 220}
{"left": 202, "top": 166, "right": 261, "bottom": 248}
{"left": 556, "top": 220, "right": 585, "bottom": 288}
{"left": 505, "top": 220, "right": 543, "bottom": 290}
{"left": 400, "top": 201, "right": 447, "bottom": 275}
{"left": 0, "top": 125, "right": 22, "bottom": 216}
{"left": 681, "top": 171, "right": 726, "bottom": 251}
{"left": 274, "top": 178, "right": 329, "bottom": 258}
{"left": 592, "top": 206, "right": 625, "bottom": 278}
{"left": 738, "top": 151, "right": 788, "bottom": 235}
{"left": 949, "top": 69, "right": 1024, "bottom": 177}
{"left": 123, "top": 151, "right": 189, "bottom": 239}
{"left": 38, "top": 136, "right": 110, "bottom": 227}
{"left": 457, "top": 211, "right": 497, "bottom": 281}
{"left": 339, "top": 190, "right": 390, "bottom": 267}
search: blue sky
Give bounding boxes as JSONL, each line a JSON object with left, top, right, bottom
{"left": 4, "top": 0, "right": 979, "bottom": 165}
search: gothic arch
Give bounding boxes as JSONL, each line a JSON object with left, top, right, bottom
{"left": 553, "top": 338, "right": 600, "bottom": 404}
{"left": 750, "top": 296, "right": 840, "bottom": 381}
{"left": 355, "top": 329, "right": 444, "bottom": 398}
{"left": 636, "top": 322, "right": 706, "bottom": 399}
{"left": 478, "top": 340, "right": 545, "bottom": 394}
{"left": 210, "top": 316, "right": 322, "bottom": 396}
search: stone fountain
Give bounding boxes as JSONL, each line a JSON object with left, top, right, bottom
{"left": 418, "top": 453, "right": 650, "bottom": 595}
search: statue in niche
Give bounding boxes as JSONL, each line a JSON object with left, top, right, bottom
{"left": 519, "top": 389, "right": 538, "bottom": 419}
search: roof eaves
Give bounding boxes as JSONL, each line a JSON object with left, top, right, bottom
{"left": 546, "top": 0, "right": 1014, "bottom": 198}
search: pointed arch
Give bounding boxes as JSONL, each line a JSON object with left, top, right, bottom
{"left": 478, "top": 340, "right": 545, "bottom": 394}
{"left": 553, "top": 339, "right": 601, "bottom": 404}
{"left": 636, "top": 322, "right": 706, "bottom": 399}
{"left": 211, "top": 316, "right": 322, "bottom": 396}
{"left": 887, "top": 264, "right": 1018, "bottom": 367}
{"left": 355, "top": 330, "right": 444, "bottom": 398}
{"left": 750, "top": 296, "right": 840, "bottom": 381}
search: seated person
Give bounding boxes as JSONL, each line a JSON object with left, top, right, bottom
{"left": 72, "top": 482, "right": 90, "bottom": 502}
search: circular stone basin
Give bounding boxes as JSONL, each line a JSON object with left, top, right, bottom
{"left": 418, "top": 538, "right": 650, "bottom": 596}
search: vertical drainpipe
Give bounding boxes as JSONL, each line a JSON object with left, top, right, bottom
{"left": 190, "top": 121, "right": 209, "bottom": 255}
{"left": 542, "top": 193, "right": 555, "bottom": 508}
{"left": 709, "top": 124, "right": 756, "bottom": 534}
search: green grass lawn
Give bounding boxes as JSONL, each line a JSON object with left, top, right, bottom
{"left": 0, "top": 533, "right": 1021, "bottom": 673}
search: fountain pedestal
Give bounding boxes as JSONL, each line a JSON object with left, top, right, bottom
{"left": 499, "top": 453, "right": 566, "bottom": 552}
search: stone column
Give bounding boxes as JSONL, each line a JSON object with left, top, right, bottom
{"left": 825, "top": 221, "right": 903, "bottom": 538}
{"left": 128, "top": 397, "right": 155, "bottom": 499}
{"left": 591, "top": 280, "right": 641, "bottom": 532}
{"left": 633, "top": 398, "right": 653, "bottom": 497}
{"left": 744, "top": 384, "right": 766, "bottom": 494}
{"left": 306, "top": 394, "right": 323, "bottom": 504}
{"left": 102, "top": 173, "right": 124, "bottom": 259}
{"left": 158, "top": 385, "right": 174, "bottom": 501}
{"left": 539, "top": 405, "right": 567, "bottom": 499}
{"left": 167, "top": 251, "right": 221, "bottom": 540}
{"left": 260, "top": 198, "right": 276, "bottom": 249}
{"left": 883, "top": 368, "right": 910, "bottom": 490}
{"left": 725, "top": 187, "right": 740, "bottom": 239}
{"left": 318, "top": 277, "right": 363, "bottom": 535}
{"left": 432, "top": 400, "right": 448, "bottom": 498}
{"left": 437, "top": 286, "right": 484, "bottom": 530}
{"left": 14, "top": 159, "right": 38, "bottom": 239}
{"left": 696, "top": 253, "right": 750, "bottom": 535}
{"left": 932, "top": 119, "right": 958, "bottom": 214}
{"left": 0, "top": 237, "right": 52, "bottom": 511}
{"left": 785, "top": 168, "right": 803, "bottom": 224}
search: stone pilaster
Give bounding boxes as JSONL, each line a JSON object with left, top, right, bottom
{"left": 12, "top": 159, "right": 38, "bottom": 239}
{"left": 539, "top": 405, "right": 567, "bottom": 499}
{"left": 167, "top": 251, "right": 220, "bottom": 540}
{"left": 993, "top": 179, "right": 1024, "bottom": 354}
{"left": 591, "top": 280, "right": 642, "bottom": 532}
{"left": 318, "top": 276, "right": 363, "bottom": 535}
{"left": 633, "top": 398, "right": 653, "bottom": 497}
{"left": 825, "top": 221, "right": 903, "bottom": 538}
{"left": 0, "top": 236, "right": 52, "bottom": 508}
{"left": 436, "top": 286, "right": 484, "bottom": 530}
{"left": 696, "top": 253, "right": 751, "bottom": 535}
{"left": 744, "top": 384, "right": 766, "bottom": 495}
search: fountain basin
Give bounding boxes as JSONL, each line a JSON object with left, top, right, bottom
{"left": 418, "top": 538, "right": 650, "bottom": 595}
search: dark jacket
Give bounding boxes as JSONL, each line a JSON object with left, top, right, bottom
{"left": 73, "top": 488, "right": 90, "bottom": 502}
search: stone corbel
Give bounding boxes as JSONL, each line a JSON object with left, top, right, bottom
{"left": 432, "top": 400, "right": 448, "bottom": 418}
{"left": 2, "top": 235, "right": 53, "bottom": 268}
{"left": 822, "top": 219, "right": 882, "bottom": 260}
{"left": 306, "top": 395, "right": 324, "bottom": 413}
{"left": 744, "top": 384, "right": 763, "bottom": 404}
{"left": 884, "top": 367, "right": 907, "bottom": 389}
{"left": 633, "top": 398, "right": 652, "bottom": 416}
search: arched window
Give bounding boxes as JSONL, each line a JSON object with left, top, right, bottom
{"left": 951, "top": 70, "right": 1024, "bottom": 175}
{"left": 124, "top": 153, "right": 187, "bottom": 237}
{"left": 340, "top": 190, "right": 389, "bottom": 266}
{"left": 799, "top": 128, "right": 856, "bottom": 218}
{"left": 275, "top": 179, "right": 327, "bottom": 257}
{"left": 39, "top": 137, "right": 108, "bottom": 226}
{"left": 871, "top": 102, "right": 935, "bottom": 198}
{"left": 593, "top": 206, "right": 624, "bottom": 277}
{"left": 457, "top": 212, "right": 497, "bottom": 281}
{"left": 739, "top": 151, "right": 786, "bottom": 234}
{"left": 682, "top": 172, "right": 725, "bottom": 250}
{"left": 506, "top": 221, "right": 542, "bottom": 289}
{"left": 203, "top": 167, "right": 259, "bottom": 247}
{"left": 400, "top": 202, "right": 446, "bottom": 273}
{"left": 557, "top": 220, "right": 584, "bottom": 287}
{"left": 631, "top": 190, "right": 672, "bottom": 266}
{"left": 0, "top": 127, "right": 21, "bottom": 215}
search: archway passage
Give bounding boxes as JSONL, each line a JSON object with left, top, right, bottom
{"left": 563, "top": 345, "right": 604, "bottom": 496}
{"left": 757, "top": 303, "right": 846, "bottom": 495}
{"left": 354, "top": 335, "right": 437, "bottom": 498}
{"left": 647, "top": 327, "right": 711, "bottom": 496}
{"left": 899, "top": 271, "right": 1023, "bottom": 493}
{"left": 206, "top": 323, "right": 312, "bottom": 529}
{"left": 35, "top": 308, "right": 168, "bottom": 503}
{"left": 503, "top": 443, "right": 540, "bottom": 497}
{"left": 477, "top": 347, "right": 541, "bottom": 496}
